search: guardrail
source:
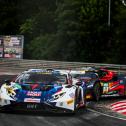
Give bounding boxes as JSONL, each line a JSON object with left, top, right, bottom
{"left": 0, "top": 58, "right": 126, "bottom": 73}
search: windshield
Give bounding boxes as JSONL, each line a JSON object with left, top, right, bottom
{"left": 73, "top": 72, "right": 98, "bottom": 79}
{"left": 15, "top": 72, "right": 67, "bottom": 84}
{"left": 72, "top": 74, "right": 83, "bottom": 78}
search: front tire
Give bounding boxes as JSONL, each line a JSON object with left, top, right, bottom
{"left": 93, "top": 82, "right": 101, "bottom": 101}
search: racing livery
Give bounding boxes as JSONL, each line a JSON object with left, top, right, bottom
{"left": 97, "top": 68, "right": 126, "bottom": 97}
{"left": 71, "top": 71, "right": 101, "bottom": 101}
{"left": 0, "top": 69, "right": 86, "bottom": 113}
{"left": 70, "top": 68, "right": 126, "bottom": 101}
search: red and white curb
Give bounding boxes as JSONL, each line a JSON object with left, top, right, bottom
{"left": 110, "top": 100, "right": 126, "bottom": 115}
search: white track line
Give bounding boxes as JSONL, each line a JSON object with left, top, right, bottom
{"left": 88, "top": 108, "right": 126, "bottom": 121}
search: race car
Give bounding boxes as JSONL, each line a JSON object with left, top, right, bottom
{"left": 75, "top": 68, "right": 126, "bottom": 100}
{"left": 0, "top": 69, "right": 86, "bottom": 113}
{"left": 97, "top": 68, "right": 117, "bottom": 82}
{"left": 71, "top": 71, "right": 102, "bottom": 101}
{"left": 96, "top": 68, "right": 126, "bottom": 97}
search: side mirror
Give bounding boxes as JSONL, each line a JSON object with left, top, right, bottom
{"left": 4, "top": 80, "right": 11, "bottom": 85}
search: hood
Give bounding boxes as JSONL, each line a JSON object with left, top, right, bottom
{"left": 15, "top": 83, "right": 63, "bottom": 102}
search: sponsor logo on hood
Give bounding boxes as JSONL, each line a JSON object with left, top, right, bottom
{"left": 27, "top": 91, "right": 42, "bottom": 96}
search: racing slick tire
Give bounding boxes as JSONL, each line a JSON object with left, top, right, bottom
{"left": 92, "top": 82, "right": 101, "bottom": 101}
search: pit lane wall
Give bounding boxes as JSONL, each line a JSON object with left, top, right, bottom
{"left": 0, "top": 58, "right": 126, "bottom": 74}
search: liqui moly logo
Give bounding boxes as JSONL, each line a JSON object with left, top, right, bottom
{"left": 27, "top": 91, "right": 42, "bottom": 96}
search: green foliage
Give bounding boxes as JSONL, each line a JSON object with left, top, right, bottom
{"left": 26, "top": 34, "right": 59, "bottom": 60}
{"left": 0, "top": 0, "right": 126, "bottom": 64}
{"left": 55, "top": 0, "right": 109, "bottom": 62}
{"left": 0, "top": 0, "right": 19, "bottom": 34}
{"left": 109, "top": 1, "right": 126, "bottom": 64}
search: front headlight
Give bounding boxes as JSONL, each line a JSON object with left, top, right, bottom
{"left": 52, "top": 92, "right": 66, "bottom": 100}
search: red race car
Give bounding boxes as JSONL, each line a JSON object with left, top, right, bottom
{"left": 97, "top": 68, "right": 126, "bottom": 97}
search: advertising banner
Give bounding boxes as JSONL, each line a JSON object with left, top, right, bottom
{"left": 0, "top": 35, "right": 24, "bottom": 59}
{"left": 0, "top": 37, "right": 4, "bottom": 58}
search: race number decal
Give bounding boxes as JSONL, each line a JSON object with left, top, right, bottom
{"left": 103, "top": 83, "right": 109, "bottom": 94}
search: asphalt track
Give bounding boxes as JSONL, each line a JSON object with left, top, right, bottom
{"left": 0, "top": 108, "right": 125, "bottom": 126}
{"left": 0, "top": 75, "right": 126, "bottom": 126}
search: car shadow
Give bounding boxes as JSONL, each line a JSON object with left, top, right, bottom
{"left": 0, "top": 107, "right": 88, "bottom": 117}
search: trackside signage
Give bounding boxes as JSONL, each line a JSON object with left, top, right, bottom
{"left": 0, "top": 35, "right": 24, "bottom": 59}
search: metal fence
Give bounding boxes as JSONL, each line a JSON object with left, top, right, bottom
{"left": 0, "top": 58, "right": 126, "bottom": 74}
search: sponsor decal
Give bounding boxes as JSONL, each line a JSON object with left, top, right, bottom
{"left": 103, "top": 83, "right": 109, "bottom": 93}
{"left": 86, "top": 95, "right": 92, "bottom": 99}
{"left": 13, "top": 83, "right": 22, "bottom": 89}
{"left": 27, "top": 91, "right": 41, "bottom": 97}
{"left": 69, "top": 93, "right": 75, "bottom": 98}
{"left": 24, "top": 98, "right": 41, "bottom": 103}
{"left": 67, "top": 99, "right": 74, "bottom": 105}
{"left": 5, "top": 86, "right": 16, "bottom": 99}
{"left": 59, "top": 102, "right": 63, "bottom": 106}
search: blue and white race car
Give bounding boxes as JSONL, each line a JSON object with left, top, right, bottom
{"left": 0, "top": 69, "right": 87, "bottom": 113}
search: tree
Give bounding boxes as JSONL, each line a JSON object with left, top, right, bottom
{"left": 55, "top": 0, "right": 110, "bottom": 62}
{"left": 0, "top": 0, "right": 126, "bottom": 64}
{"left": 0, "top": 0, "right": 19, "bottom": 34}
{"left": 110, "top": 0, "right": 126, "bottom": 64}
{"left": 18, "top": 0, "right": 57, "bottom": 59}
{"left": 26, "top": 34, "right": 59, "bottom": 60}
